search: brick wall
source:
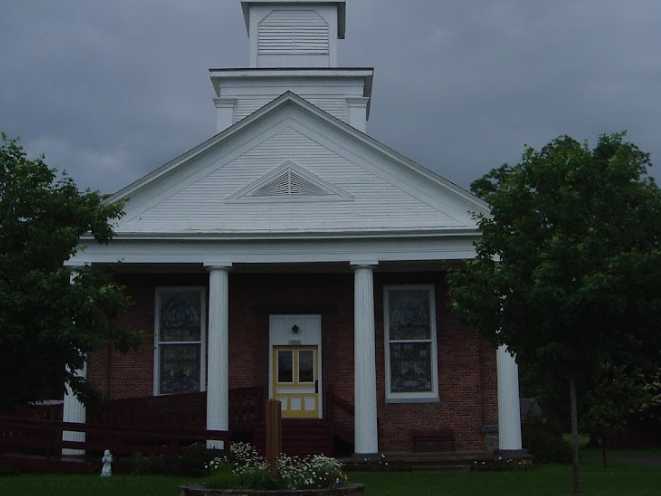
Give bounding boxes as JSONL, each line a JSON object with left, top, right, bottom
{"left": 87, "top": 274, "right": 207, "bottom": 400}
{"left": 87, "top": 270, "right": 497, "bottom": 452}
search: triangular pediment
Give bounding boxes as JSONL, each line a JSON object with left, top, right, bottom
{"left": 110, "top": 92, "right": 486, "bottom": 236}
{"left": 227, "top": 161, "right": 352, "bottom": 203}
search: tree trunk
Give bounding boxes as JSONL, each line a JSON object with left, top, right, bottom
{"left": 601, "top": 436, "right": 608, "bottom": 469}
{"left": 569, "top": 377, "right": 582, "bottom": 495}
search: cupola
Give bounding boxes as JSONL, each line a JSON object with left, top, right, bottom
{"left": 241, "top": 0, "right": 346, "bottom": 68}
{"left": 210, "top": 1, "right": 372, "bottom": 134}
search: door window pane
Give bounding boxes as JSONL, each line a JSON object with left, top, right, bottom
{"left": 298, "top": 350, "right": 314, "bottom": 383}
{"left": 390, "top": 342, "right": 432, "bottom": 393}
{"left": 278, "top": 350, "right": 293, "bottom": 383}
{"left": 159, "top": 290, "right": 201, "bottom": 342}
{"left": 388, "top": 289, "right": 431, "bottom": 340}
{"left": 159, "top": 344, "right": 201, "bottom": 394}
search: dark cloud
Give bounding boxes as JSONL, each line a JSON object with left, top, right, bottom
{"left": 2, "top": 0, "right": 660, "bottom": 192}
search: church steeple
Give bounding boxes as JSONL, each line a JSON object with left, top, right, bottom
{"left": 241, "top": 0, "right": 346, "bottom": 68}
{"left": 209, "top": 0, "right": 373, "bottom": 134}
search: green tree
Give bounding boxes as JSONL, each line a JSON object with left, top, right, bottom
{"left": 449, "top": 133, "right": 661, "bottom": 494}
{"left": 0, "top": 134, "right": 140, "bottom": 410}
{"left": 584, "top": 365, "right": 661, "bottom": 468}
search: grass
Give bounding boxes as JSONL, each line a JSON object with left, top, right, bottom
{"left": 0, "top": 474, "right": 190, "bottom": 496}
{"left": 0, "top": 450, "right": 659, "bottom": 496}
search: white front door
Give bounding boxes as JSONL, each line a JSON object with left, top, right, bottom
{"left": 269, "top": 315, "right": 322, "bottom": 419}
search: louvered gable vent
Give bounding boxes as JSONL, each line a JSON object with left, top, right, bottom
{"left": 227, "top": 162, "right": 352, "bottom": 203}
{"left": 252, "top": 169, "right": 329, "bottom": 197}
{"left": 258, "top": 10, "right": 330, "bottom": 55}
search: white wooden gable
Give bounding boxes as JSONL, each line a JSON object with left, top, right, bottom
{"left": 111, "top": 93, "right": 485, "bottom": 237}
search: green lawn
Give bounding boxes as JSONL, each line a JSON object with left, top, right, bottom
{"left": 0, "top": 450, "right": 659, "bottom": 496}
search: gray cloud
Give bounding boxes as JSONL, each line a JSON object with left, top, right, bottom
{"left": 1, "top": 0, "right": 660, "bottom": 192}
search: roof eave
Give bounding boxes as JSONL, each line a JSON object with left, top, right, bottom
{"left": 81, "top": 227, "right": 481, "bottom": 242}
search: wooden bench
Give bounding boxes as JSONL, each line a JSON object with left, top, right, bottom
{"left": 411, "top": 429, "right": 456, "bottom": 452}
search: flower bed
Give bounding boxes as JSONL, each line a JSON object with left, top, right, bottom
{"left": 181, "top": 443, "right": 363, "bottom": 495}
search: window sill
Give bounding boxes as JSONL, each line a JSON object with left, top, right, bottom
{"left": 385, "top": 396, "right": 440, "bottom": 404}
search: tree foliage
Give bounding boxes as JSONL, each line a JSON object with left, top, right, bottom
{"left": 449, "top": 133, "right": 661, "bottom": 492}
{"left": 583, "top": 365, "right": 661, "bottom": 466}
{"left": 0, "top": 134, "right": 140, "bottom": 410}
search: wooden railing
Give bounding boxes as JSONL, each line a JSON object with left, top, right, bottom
{"left": 328, "top": 390, "right": 354, "bottom": 417}
{"left": 0, "top": 416, "right": 230, "bottom": 457}
{"left": 328, "top": 387, "right": 383, "bottom": 451}
{"left": 89, "top": 392, "right": 206, "bottom": 431}
{"left": 327, "top": 387, "right": 354, "bottom": 446}
{"left": 229, "top": 387, "right": 265, "bottom": 435}
{"left": 87, "top": 387, "right": 264, "bottom": 434}
{"left": 0, "top": 387, "right": 265, "bottom": 458}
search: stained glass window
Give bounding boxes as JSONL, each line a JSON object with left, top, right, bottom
{"left": 390, "top": 343, "right": 432, "bottom": 393}
{"left": 385, "top": 286, "right": 438, "bottom": 400}
{"left": 159, "top": 290, "right": 201, "bottom": 342}
{"left": 159, "top": 344, "right": 201, "bottom": 394}
{"left": 388, "top": 289, "right": 431, "bottom": 340}
{"left": 156, "top": 288, "right": 204, "bottom": 395}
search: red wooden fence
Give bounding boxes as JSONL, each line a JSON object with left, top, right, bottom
{"left": 0, "top": 387, "right": 266, "bottom": 459}
{"left": 0, "top": 386, "right": 363, "bottom": 460}
{"left": 0, "top": 415, "right": 230, "bottom": 458}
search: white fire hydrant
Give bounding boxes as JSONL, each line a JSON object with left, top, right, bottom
{"left": 101, "top": 449, "right": 113, "bottom": 477}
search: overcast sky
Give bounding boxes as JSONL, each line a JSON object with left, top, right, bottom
{"left": 1, "top": 0, "right": 660, "bottom": 193}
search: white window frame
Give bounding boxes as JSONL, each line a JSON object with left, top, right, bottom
{"left": 384, "top": 284, "right": 439, "bottom": 403}
{"left": 153, "top": 286, "right": 207, "bottom": 396}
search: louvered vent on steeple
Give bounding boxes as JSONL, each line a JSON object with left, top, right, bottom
{"left": 258, "top": 10, "right": 330, "bottom": 55}
{"left": 227, "top": 161, "right": 353, "bottom": 203}
{"left": 241, "top": 0, "right": 346, "bottom": 67}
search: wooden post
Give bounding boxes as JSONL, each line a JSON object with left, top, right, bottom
{"left": 265, "top": 400, "right": 282, "bottom": 464}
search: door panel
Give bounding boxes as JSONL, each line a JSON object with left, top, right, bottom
{"left": 272, "top": 346, "right": 319, "bottom": 418}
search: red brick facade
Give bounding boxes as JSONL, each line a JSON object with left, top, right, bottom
{"left": 88, "top": 271, "right": 497, "bottom": 453}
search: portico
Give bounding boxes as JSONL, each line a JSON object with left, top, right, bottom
{"left": 64, "top": 255, "right": 523, "bottom": 456}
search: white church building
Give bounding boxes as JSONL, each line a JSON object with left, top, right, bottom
{"left": 64, "top": 0, "right": 523, "bottom": 457}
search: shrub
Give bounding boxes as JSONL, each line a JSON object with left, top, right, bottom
{"left": 205, "top": 465, "right": 241, "bottom": 490}
{"left": 0, "top": 464, "right": 19, "bottom": 477}
{"left": 178, "top": 443, "right": 217, "bottom": 477}
{"left": 523, "top": 418, "right": 572, "bottom": 464}
{"left": 238, "top": 467, "right": 286, "bottom": 490}
{"left": 125, "top": 453, "right": 152, "bottom": 475}
{"left": 127, "top": 443, "right": 218, "bottom": 476}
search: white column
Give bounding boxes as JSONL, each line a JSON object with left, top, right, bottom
{"left": 205, "top": 264, "right": 231, "bottom": 450}
{"left": 62, "top": 268, "right": 87, "bottom": 456}
{"left": 352, "top": 263, "right": 379, "bottom": 455}
{"left": 497, "top": 345, "right": 523, "bottom": 452}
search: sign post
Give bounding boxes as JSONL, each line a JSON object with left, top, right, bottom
{"left": 265, "top": 399, "right": 282, "bottom": 466}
